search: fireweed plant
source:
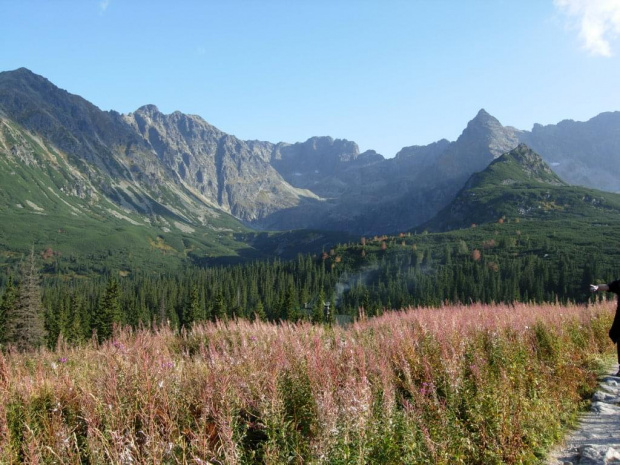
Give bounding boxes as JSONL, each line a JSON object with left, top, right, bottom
{"left": 0, "top": 302, "right": 613, "bottom": 464}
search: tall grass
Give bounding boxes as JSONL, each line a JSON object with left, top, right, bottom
{"left": 0, "top": 302, "right": 613, "bottom": 464}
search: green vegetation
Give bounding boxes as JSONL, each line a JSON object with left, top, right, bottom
{"left": 0, "top": 303, "right": 612, "bottom": 464}
{"left": 7, "top": 143, "right": 619, "bottom": 340}
{"left": 2, "top": 131, "right": 620, "bottom": 343}
{"left": 1, "top": 248, "right": 47, "bottom": 351}
{"left": 332, "top": 217, "right": 620, "bottom": 315}
{"left": 423, "top": 145, "right": 620, "bottom": 232}
{"left": 0, "top": 118, "right": 351, "bottom": 275}
{"left": 0, "top": 212, "right": 617, "bottom": 350}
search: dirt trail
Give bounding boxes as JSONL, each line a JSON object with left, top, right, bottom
{"left": 547, "top": 367, "right": 620, "bottom": 465}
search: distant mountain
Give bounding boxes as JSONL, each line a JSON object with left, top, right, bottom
{"left": 0, "top": 68, "right": 325, "bottom": 223}
{"left": 520, "top": 112, "right": 620, "bottom": 192}
{"left": 0, "top": 69, "right": 353, "bottom": 271}
{"left": 1, "top": 67, "right": 620, "bottom": 248}
{"left": 261, "top": 110, "right": 527, "bottom": 233}
{"left": 421, "top": 144, "right": 620, "bottom": 232}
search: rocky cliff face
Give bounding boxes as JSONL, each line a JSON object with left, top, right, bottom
{"left": 430, "top": 109, "right": 522, "bottom": 183}
{"left": 122, "top": 105, "right": 319, "bottom": 221}
{"left": 1, "top": 68, "right": 620, "bottom": 236}
{"left": 0, "top": 69, "right": 322, "bottom": 226}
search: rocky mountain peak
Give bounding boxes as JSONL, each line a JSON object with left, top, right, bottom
{"left": 135, "top": 104, "right": 161, "bottom": 116}
{"left": 504, "top": 143, "right": 565, "bottom": 185}
{"left": 0, "top": 67, "right": 68, "bottom": 104}
{"left": 357, "top": 149, "right": 384, "bottom": 164}
{"left": 461, "top": 108, "right": 505, "bottom": 139}
{"left": 506, "top": 143, "right": 543, "bottom": 163}
{"left": 430, "top": 109, "right": 521, "bottom": 183}
{"left": 395, "top": 139, "right": 451, "bottom": 162}
{"left": 303, "top": 136, "right": 360, "bottom": 160}
{"left": 0, "top": 67, "right": 46, "bottom": 86}
{"left": 472, "top": 108, "right": 495, "bottom": 122}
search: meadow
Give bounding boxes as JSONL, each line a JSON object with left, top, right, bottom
{"left": 0, "top": 301, "right": 614, "bottom": 464}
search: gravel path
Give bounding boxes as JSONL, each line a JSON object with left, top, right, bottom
{"left": 547, "top": 367, "right": 620, "bottom": 465}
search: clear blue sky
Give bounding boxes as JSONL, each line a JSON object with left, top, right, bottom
{"left": 1, "top": 0, "right": 619, "bottom": 157}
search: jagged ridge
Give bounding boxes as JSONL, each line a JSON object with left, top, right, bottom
{"left": 2, "top": 68, "right": 620, "bottom": 238}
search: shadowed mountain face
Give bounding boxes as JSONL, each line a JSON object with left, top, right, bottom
{"left": 520, "top": 112, "right": 620, "bottom": 192}
{"left": 1, "top": 68, "right": 620, "bottom": 238}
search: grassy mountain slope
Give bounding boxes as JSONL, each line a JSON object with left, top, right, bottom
{"left": 0, "top": 117, "right": 350, "bottom": 274}
{"left": 421, "top": 144, "right": 620, "bottom": 232}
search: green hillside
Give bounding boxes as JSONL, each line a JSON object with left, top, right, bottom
{"left": 314, "top": 145, "right": 620, "bottom": 314}
{"left": 0, "top": 119, "right": 350, "bottom": 275}
{"left": 422, "top": 144, "right": 620, "bottom": 232}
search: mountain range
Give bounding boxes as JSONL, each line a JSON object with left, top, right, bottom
{"left": 1, "top": 67, "right": 620, "bottom": 269}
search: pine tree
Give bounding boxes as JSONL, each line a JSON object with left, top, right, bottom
{"left": 311, "top": 301, "right": 324, "bottom": 324}
{"left": 252, "top": 300, "right": 266, "bottom": 322}
{"left": 94, "top": 277, "right": 122, "bottom": 342}
{"left": 158, "top": 294, "right": 167, "bottom": 326}
{"left": 283, "top": 283, "right": 298, "bottom": 321}
{"left": 0, "top": 275, "right": 18, "bottom": 345}
{"left": 183, "top": 285, "right": 200, "bottom": 328}
{"left": 46, "top": 298, "right": 69, "bottom": 348}
{"left": 4, "top": 249, "right": 47, "bottom": 351}
{"left": 67, "top": 293, "right": 87, "bottom": 344}
{"left": 212, "top": 292, "right": 226, "bottom": 321}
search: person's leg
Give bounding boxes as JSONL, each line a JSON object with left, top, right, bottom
{"left": 617, "top": 343, "right": 620, "bottom": 376}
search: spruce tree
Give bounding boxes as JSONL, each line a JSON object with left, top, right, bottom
{"left": 212, "top": 292, "right": 226, "bottom": 321}
{"left": 252, "top": 300, "right": 266, "bottom": 322}
{"left": 158, "top": 294, "right": 167, "bottom": 326}
{"left": 0, "top": 275, "right": 18, "bottom": 346}
{"left": 311, "top": 296, "right": 324, "bottom": 324}
{"left": 312, "top": 290, "right": 325, "bottom": 324}
{"left": 4, "top": 249, "right": 47, "bottom": 351}
{"left": 93, "top": 277, "right": 122, "bottom": 342}
{"left": 67, "top": 293, "right": 87, "bottom": 344}
{"left": 45, "top": 298, "right": 69, "bottom": 348}
{"left": 283, "top": 285, "right": 298, "bottom": 321}
{"left": 183, "top": 285, "right": 200, "bottom": 328}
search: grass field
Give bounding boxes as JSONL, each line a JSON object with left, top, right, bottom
{"left": 0, "top": 301, "right": 614, "bottom": 464}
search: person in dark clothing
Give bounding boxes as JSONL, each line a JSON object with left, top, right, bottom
{"left": 590, "top": 281, "right": 620, "bottom": 376}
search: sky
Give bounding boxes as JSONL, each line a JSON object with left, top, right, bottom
{"left": 1, "top": 0, "right": 619, "bottom": 157}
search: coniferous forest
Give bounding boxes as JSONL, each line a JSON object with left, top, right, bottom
{"left": 1, "top": 218, "right": 616, "bottom": 350}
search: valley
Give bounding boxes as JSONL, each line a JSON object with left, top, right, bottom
{"left": 4, "top": 1, "right": 620, "bottom": 462}
{"left": 1, "top": 68, "right": 620, "bottom": 276}
{"left": 2, "top": 69, "right": 620, "bottom": 333}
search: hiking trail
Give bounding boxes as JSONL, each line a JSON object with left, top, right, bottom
{"left": 547, "top": 367, "right": 620, "bottom": 465}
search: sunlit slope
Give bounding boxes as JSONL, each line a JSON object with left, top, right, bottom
{"left": 0, "top": 118, "right": 349, "bottom": 273}
{"left": 422, "top": 144, "right": 620, "bottom": 232}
